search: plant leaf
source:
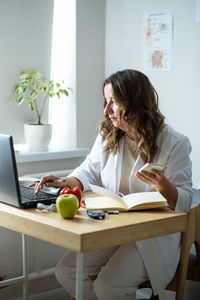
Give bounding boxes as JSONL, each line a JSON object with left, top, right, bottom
{"left": 17, "top": 96, "right": 25, "bottom": 105}
{"left": 30, "top": 90, "right": 38, "bottom": 99}
{"left": 59, "top": 89, "right": 69, "bottom": 96}
{"left": 26, "top": 100, "right": 34, "bottom": 110}
{"left": 56, "top": 92, "right": 60, "bottom": 98}
{"left": 10, "top": 68, "right": 72, "bottom": 124}
{"left": 15, "top": 84, "right": 24, "bottom": 94}
{"left": 22, "top": 87, "right": 28, "bottom": 94}
{"left": 10, "top": 96, "right": 18, "bottom": 102}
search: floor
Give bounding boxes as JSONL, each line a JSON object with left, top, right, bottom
{"left": 26, "top": 281, "right": 200, "bottom": 300}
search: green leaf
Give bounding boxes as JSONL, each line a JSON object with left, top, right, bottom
{"left": 19, "top": 72, "right": 29, "bottom": 79}
{"left": 17, "top": 96, "right": 25, "bottom": 105}
{"left": 15, "top": 84, "right": 24, "bottom": 94}
{"left": 26, "top": 100, "right": 34, "bottom": 110}
{"left": 59, "top": 89, "right": 69, "bottom": 96}
{"left": 56, "top": 92, "right": 60, "bottom": 98}
{"left": 20, "top": 70, "right": 27, "bottom": 76}
{"left": 10, "top": 96, "right": 18, "bottom": 102}
{"left": 22, "top": 87, "right": 28, "bottom": 94}
{"left": 33, "top": 71, "right": 43, "bottom": 80}
{"left": 20, "top": 79, "right": 29, "bottom": 85}
{"left": 30, "top": 90, "right": 38, "bottom": 99}
{"left": 48, "top": 81, "right": 54, "bottom": 91}
{"left": 43, "top": 86, "right": 47, "bottom": 94}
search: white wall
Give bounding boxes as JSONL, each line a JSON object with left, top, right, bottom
{"left": 0, "top": 0, "right": 54, "bottom": 144}
{"left": 105, "top": 0, "right": 200, "bottom": 188}
{"left": 76, "top": 0, "right": 105, "bottom": 147}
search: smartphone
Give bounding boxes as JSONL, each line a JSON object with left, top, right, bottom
{"left": 138, "top": 163, "right": 164, "bottom": 173}
{"left": 87, "top": 210, "right": 105, "bottom": 220}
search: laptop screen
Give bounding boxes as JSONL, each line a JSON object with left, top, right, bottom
{"left": 0, "top": 134, "right": 61, "bottom": 208}
{"left": 0, "top": 134, "right": 22, "bottom": 207}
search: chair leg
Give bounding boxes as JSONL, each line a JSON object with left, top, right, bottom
{"left": 175, "top": 208, "right": 195, "bottom": 300}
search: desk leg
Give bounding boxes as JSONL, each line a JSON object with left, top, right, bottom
{"left": 151, "top": 238, "right": 165, "bottom": 300}
{"left": 22, "top": 234, "right": 29, "bottom": 300}
{"left": 75, "top": 253, "right": 84, "bottom": 300}
{"left": 150, "top": 239, "right": 165, "bottom": 300}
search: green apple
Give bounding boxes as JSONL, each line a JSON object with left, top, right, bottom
{"left": 56, "top": 194, "right": 78, "bottom": 219}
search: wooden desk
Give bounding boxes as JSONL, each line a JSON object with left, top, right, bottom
{"left": 0, "top": 200, "right": 187, "bottom": 300}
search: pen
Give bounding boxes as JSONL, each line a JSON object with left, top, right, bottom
{"left": 35, "top": 179, "right": 66, "bottom": 183}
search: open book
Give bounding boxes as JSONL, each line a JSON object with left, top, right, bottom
{"left": 85, "top": 184, "right": 168, "bottom": 211}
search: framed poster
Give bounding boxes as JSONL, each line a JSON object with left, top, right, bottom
{"left": 143, "top": 11, "right": 173, "bottom": 72}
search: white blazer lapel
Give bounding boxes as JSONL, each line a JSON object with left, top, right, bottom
{"left": 114, "top": 137, "right": 124, "bottom": 193}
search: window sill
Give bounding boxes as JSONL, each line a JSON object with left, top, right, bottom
{"left": 15, "top": 144, "right": 90, "bottom": 163}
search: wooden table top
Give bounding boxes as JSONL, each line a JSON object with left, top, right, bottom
{"left": 0, "top": 196, "right": 187, "bottom": 252}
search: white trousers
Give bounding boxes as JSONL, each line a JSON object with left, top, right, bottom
{"left": 55, "top": 242, "right": 148, "bottom": 300}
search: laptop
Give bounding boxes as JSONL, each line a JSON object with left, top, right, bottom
{"left": 0, "top": 134, "right": 60, "bottom": 208}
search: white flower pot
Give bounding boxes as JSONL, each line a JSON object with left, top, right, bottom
{"left": 24, "top": 124, "right": 52, "bottom": 151}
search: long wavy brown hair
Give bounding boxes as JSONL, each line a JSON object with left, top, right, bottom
{"left": 99, "top": 69, "right": 165, "bottom": 163}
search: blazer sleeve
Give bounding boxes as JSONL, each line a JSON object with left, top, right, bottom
{"left": 69, "top": 134, "right": 103, "bottom": 191}
{"left": 164, "top": 136, "right": 193, "bottom": 212}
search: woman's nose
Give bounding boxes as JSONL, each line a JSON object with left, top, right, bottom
{"left": 104, "top": 102, "right": 112, "bottom": 115}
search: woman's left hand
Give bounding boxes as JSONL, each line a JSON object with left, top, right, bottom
{"left": 136, "top": 168, "right": 164, "bottom": 189}
{"left": 136, "top": 168, "right": 178, "bottom": 210}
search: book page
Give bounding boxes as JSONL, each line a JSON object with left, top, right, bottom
{"left": 85, "top": 196, "right": 127, "bottom": 211}
{"left": 123, "top": 192, "right": 167, "bottom": 210}
{"left": 90, "top": 184, "right": 123, "bottom": 202}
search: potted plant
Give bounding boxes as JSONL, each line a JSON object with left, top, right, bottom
{"left": 10, "top": 69, "right": 71, "bottom": 150}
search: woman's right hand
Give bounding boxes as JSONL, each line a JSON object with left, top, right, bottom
{"left": 28, "top": 175, "right": 66, "bottom": 194}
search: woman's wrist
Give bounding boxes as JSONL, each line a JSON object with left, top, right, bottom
{"left": 154, "top": 177, "right": 178, "bottom": 210}
{"left": 154, "top": 176, "right": 168, "bottom": 193}
{"left": 62, "top": 176, "right": 84, "bottom": 191}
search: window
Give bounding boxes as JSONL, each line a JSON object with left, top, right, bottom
{"left": 49, "top": 0, "right": 76, "bottom": 149}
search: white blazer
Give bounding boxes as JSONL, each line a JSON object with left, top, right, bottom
{"left": 70, "top": 125, "right": 192, "bottom": 294}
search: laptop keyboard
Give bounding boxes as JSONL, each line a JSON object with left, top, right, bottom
{"left": 20, "top": 186, "right": 57, "bottom": 201}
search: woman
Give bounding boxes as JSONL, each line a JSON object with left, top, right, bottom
{"left": 33, "top": 70, "right": 192, "bottom": 300}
